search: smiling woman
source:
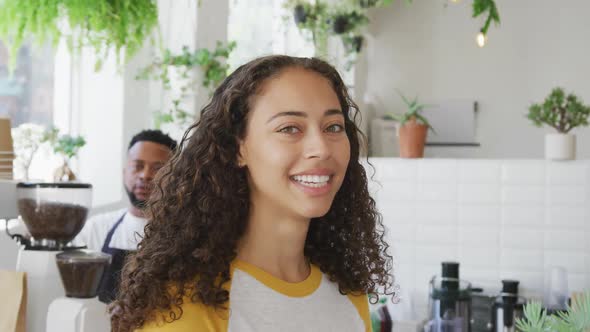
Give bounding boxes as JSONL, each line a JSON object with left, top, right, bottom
{"left": 110, "top": 55, "right": 394, "bottom": 332}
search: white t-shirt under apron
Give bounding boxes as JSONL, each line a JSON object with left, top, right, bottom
{"left": 75, "top": 208, "right": 147, "bottom": 251}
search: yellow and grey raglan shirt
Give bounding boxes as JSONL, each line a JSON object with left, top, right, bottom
{"left": 138, "top": 260, "right": 371, "bottom": 332}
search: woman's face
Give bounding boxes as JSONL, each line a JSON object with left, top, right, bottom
{"left": 238, "top": 67, "right": 351, "bottom": 220}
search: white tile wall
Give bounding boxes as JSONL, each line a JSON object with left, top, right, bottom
{"left": 366, "top": 158, "right": 590, "bottom": 321}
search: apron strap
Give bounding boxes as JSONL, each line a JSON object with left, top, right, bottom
{"left": 101, "top": 212, "right": 126, "bottom": 253}
{"left": 97, "top": 211, "right": 129, "bottom": 304}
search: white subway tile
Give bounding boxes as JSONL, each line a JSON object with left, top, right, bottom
{"left": 457, "top": 204, "right": 501, "bottom": 226}
{"left": 501, "top": 249, "right": 544, "bottom": 270}
{"left": 377, "top": 181, "right": 417, "bottom": 202}
{"left": 415, "top": 204, "right": 457, "bottom": 225}
{"left": 461, "top": 266, "right": 501, "bottom": 287}
{"left": 379, "top": 202, "right": 414, "bottom": 222}
{"left": 390, "top": 243, "right": 415, "bottom": 264}
{"left": 544, "top": 251, "right": 586, "bottom": 274}
{"left": 368, "top": 180, "right": 381, "bottom": 196}
{"left": 459, "top": 247, "right": 500, "bottom": 267}
{"left": 458, "top": 184, "right": 501, "bottom": 204}
{"left": 501, "top": 228, "right": 544, "bottom": 249}
{"left": 548, "top": 186, "right": 586, "bottom": 205}
{"left": 386, "top": 223, "right": 416, "bottom": 243}
{"left": 417, "top": 183, "right": 457, "bottom": 202}
{"left": 502, "top": 186, "right": 545, "bottom": 205}
{"left": 418, "top": 159, "right": 457, "bottom": 183}
{"left": 459, "top": 227, "right": 499, "bottom": 248}
{"left": 568, "top": 273, "right": 588, "bottom": 292}
{"left": 415, "top": 245, "right": 458, "bottom": 265}
{"left": 547, "top": 206, "right": 587, "bottom": 229}
{"left": 367, "top": 158, "right": 590, "bottom": 302}
{"left": 416, "top": 225, "right": 458, "bottom": 245}
{"left": 372, "top": 158, "right": 418, "bottom": 181}
{"left": 502, "top": 161, "right": 546, "bottom": 185}
{"left": 458, "top": 160, "right": 502, "bottom": 184}
{"left": 502, "top": 205, "right": 545, "bottom": 226}
{"left": 548, "top": 162, "right": 588, "bottom": 185}
{"left": 415, "top": 265, "right": 440, "bottom": 292}
{"left": 544, "top": 230, "right": 587, "bottom": 251}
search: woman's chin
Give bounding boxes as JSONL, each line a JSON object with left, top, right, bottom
{"left": 298, "top": 204, "right": 333, "bottom": 220}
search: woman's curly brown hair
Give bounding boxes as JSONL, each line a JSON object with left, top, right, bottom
{"left": 110, "top": 55, "right": 394, "bottom": 332}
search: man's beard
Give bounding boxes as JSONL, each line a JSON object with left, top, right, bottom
{"left": 125, "top": 187, "right": 147, "bottom": 209}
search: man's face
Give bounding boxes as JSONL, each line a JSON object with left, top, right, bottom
{"left": 124, "top": 141, "right": 172, "bottom": 208}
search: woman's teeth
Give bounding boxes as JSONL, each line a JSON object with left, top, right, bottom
{"left": 291, "top": 175, "right": 331, "bottom": 188}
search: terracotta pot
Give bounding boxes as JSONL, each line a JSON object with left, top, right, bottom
{"left": 398, "top": 117, "right": 428, "bottom": 158}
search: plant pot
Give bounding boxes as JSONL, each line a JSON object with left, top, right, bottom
{"left": 352, "top": 35, "right": 363, "bottom": 52}
{"left": 398, "top": 118, "right": 428, "bottom": 158}
{"left": 343, "top": 35, "right": 364, "bottom": 53}
{"left": 294, "top": 5, "right": 307, "bottom": 24}
{"left": 359, "top": 0, "right": 379, "bottom": 8}
{"left": 332, "top": 16, "right": 350, "bottom": 34}
{"left": 545, "top": 133, "right": 576, "bottom": 160}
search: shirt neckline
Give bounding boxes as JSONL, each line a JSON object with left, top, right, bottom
{"left": 232, "top": 259, "right": 322, "bottom": 297}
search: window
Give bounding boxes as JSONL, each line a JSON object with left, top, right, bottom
{"left": 227, "top": 0, "right": 355, "bottom": 88}
{"left": 227, "top": 0, "right": 314, "bottom": 71}
{"left": 0, "top": 41, "right": 54, "bottom": 127}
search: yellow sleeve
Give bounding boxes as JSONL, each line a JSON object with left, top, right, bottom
{"left": 347, "top": 293, "right": 372, "bottom": 332}
{"left": 136, "top": 301, "right": 229, "bottom": 332}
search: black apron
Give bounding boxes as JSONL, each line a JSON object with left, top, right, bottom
{"left": 97, "top": 212, "right": 131, "bottom": 304}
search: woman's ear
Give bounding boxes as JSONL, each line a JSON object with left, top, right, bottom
{"left": 237, "top": 140, "right": 247, "bottom": 167}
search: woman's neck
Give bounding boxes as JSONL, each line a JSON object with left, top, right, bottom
{"left": 236, "top": 204, "right": 311, "bottom": 283}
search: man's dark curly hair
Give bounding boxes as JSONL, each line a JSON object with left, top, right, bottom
{"left": 128, "top": 129, "right": 177, "bottom": 151}
{"left": 110, "top": 55, "right": 394, "bottom": 332}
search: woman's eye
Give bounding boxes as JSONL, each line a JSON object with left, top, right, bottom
{"left": 278, "top": 126, "right": 301, "bottom": 134}
{"left": 326, "top": 124, "right": 345, "bottom": 133}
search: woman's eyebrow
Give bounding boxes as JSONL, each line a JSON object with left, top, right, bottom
{"left": 267, "top": 109, "right": 342, "bottom": 123}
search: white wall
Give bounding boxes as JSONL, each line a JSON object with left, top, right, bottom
{"left": 359, "top": 0, "right": 590, "bottom": 159}
{"left": 367, "top": 158, "right": 590, "bottom": 321}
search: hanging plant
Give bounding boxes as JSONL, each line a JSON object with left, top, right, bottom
{"left": 284, "top": 0, "right": 398, "bottom": 61}
{"left": 285, "top": 0, "right": 501, "bottom": 65}
{"left": 136, "top": 41, "right": 237, "bottom": 129}
{"left": 472, "top": 0, "right": 500, "bottom": 36}
{"left": 0, "top": 0, "right": 159, "bottom": 71}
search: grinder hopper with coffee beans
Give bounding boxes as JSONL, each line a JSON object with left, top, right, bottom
{"left": 4, "top": 182, "right": 113, "bottom": 332}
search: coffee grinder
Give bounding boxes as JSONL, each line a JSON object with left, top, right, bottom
{"left": 8, "top": 182, "right": 110, "bottom": 332}
{"left": 424, "top": 262, "right": 473, "bottom": 332}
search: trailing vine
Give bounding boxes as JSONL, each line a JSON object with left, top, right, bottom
{"left": 472, "top": 0, "right": 501, "bottom": 36}
{"left": 136, "top": 41, "right": 237, "bottom": 129}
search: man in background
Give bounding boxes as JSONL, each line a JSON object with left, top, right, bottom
{"left": 76, "top": 129, "right": 177, "bottom": 303}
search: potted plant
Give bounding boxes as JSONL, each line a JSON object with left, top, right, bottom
{"left": 515, "top": 291, "right": 590, "bottom": 332}
{"left": 527, "top": 87, "right": 590, "bottom": 160}
{"left": 11, "top": 123, "right": 45, "bottom": 181}
{"left": 42, "top": 128, "right": 86, "bottom": 182}
{"left": 387, "top": 91, "right": 434, "bottom": 158}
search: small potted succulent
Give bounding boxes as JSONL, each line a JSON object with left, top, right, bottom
{"left": 527, "top": 87, "right": 590, "bottom": 160}
{"left": 387, "top": 91, "right": 434, "bottom": 158}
